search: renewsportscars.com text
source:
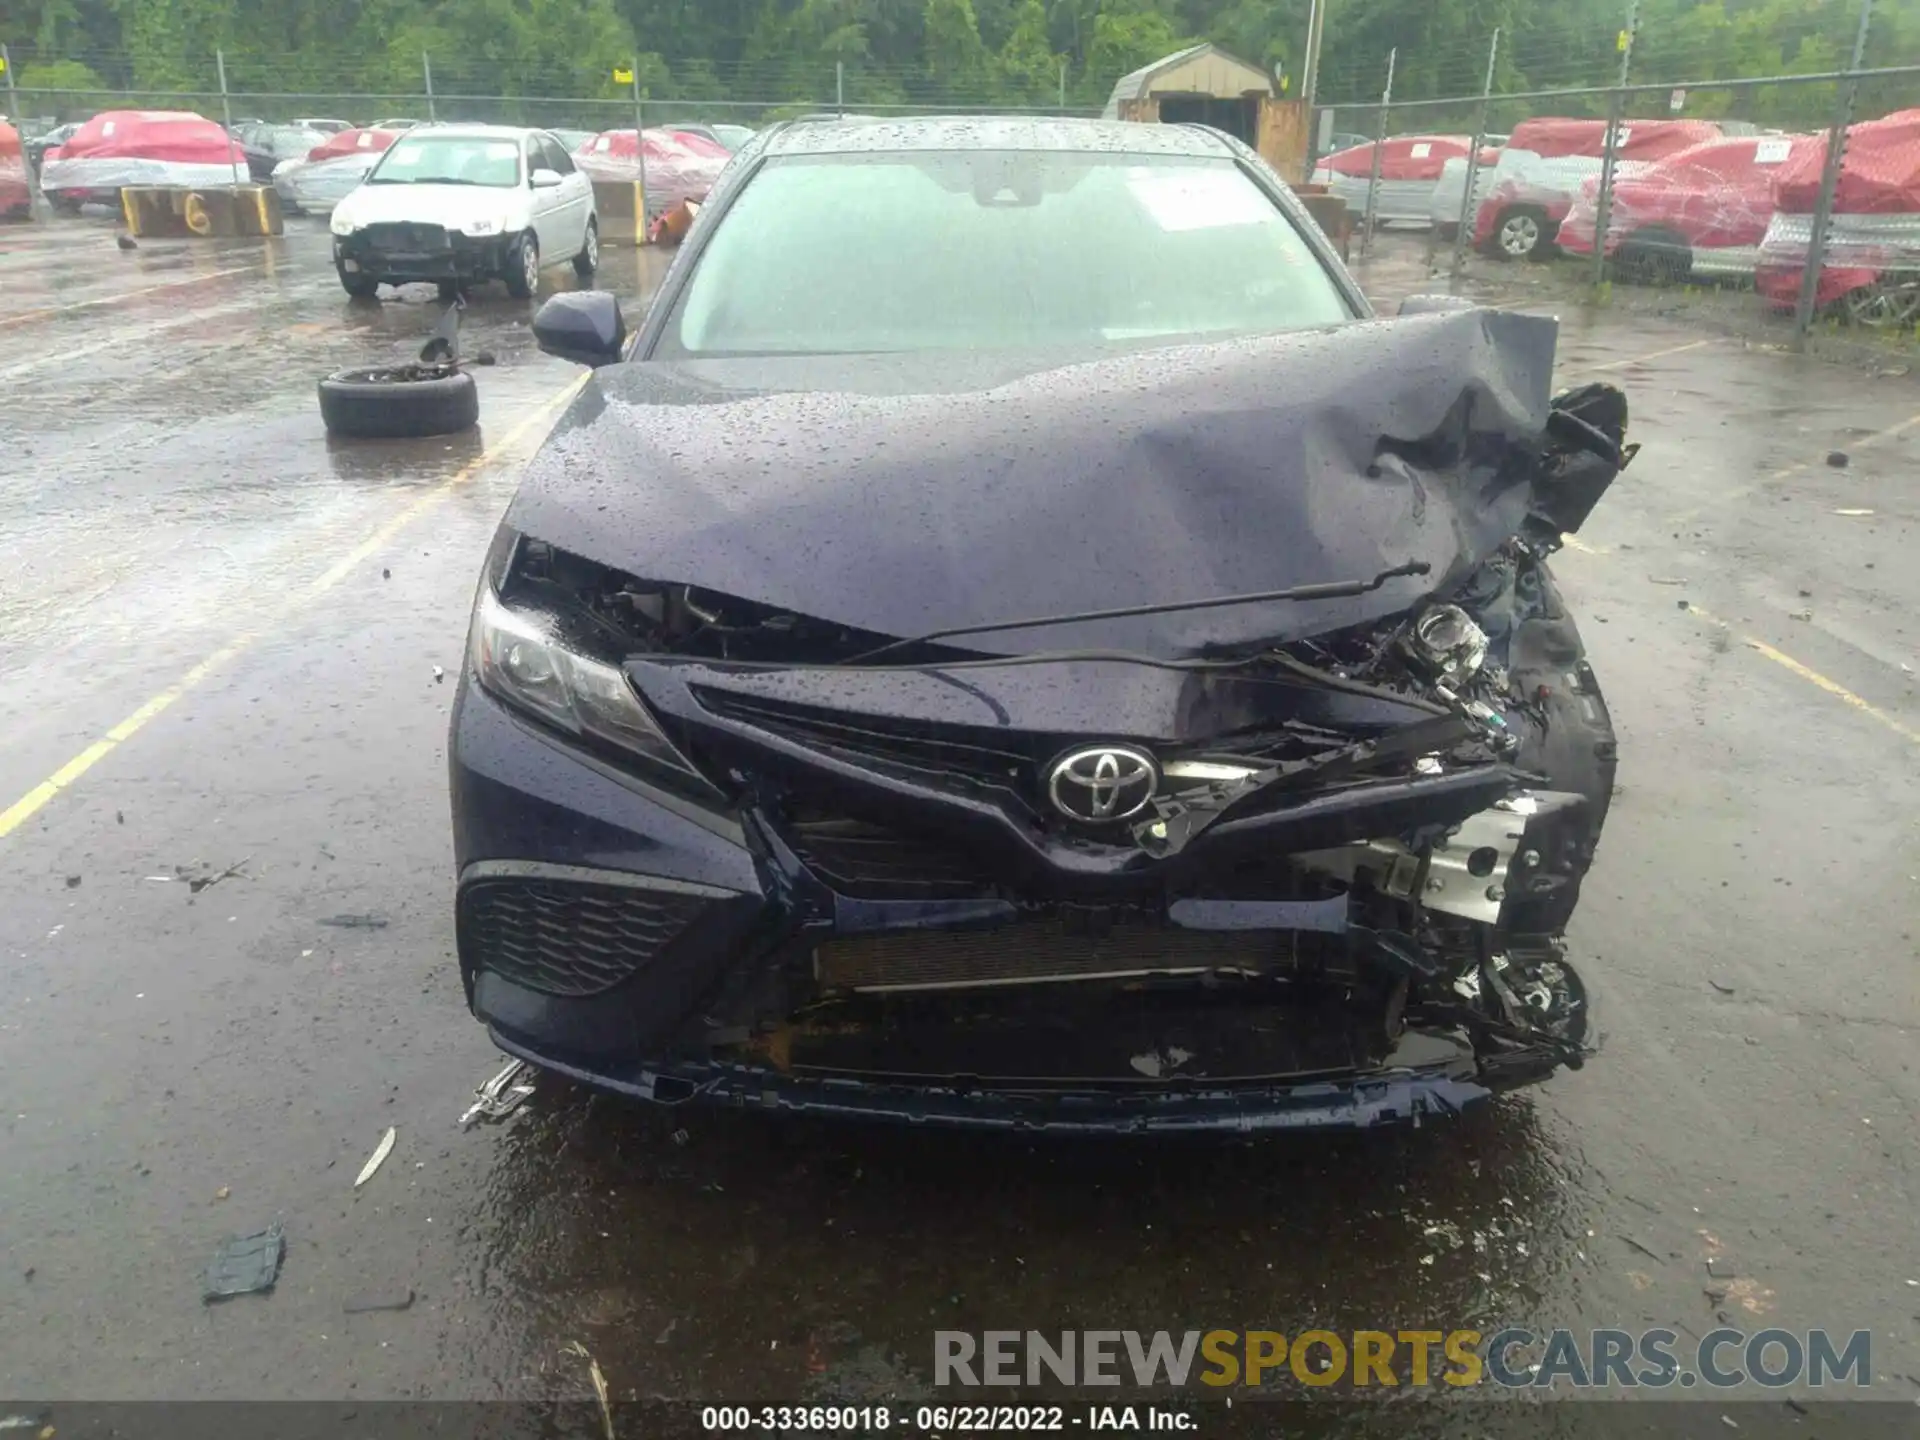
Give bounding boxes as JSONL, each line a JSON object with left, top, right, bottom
{"left": 934, "top": 1328, "right": 1872, "bottom": 1390}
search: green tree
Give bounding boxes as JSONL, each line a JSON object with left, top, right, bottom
{"left": 924, "top": 0, "right": 989, "bottom": 99}
{"left": 997, "top": 0, "right": 1062, "bottom": 101}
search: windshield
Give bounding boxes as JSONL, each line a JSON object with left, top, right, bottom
{"left": 658, "top": 151, "right": 1353, "bottom": 356}
{"left": 370, "top": 135, "right": 522, "bottom": 187}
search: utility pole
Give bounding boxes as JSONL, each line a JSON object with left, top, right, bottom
{"left": 1589, "top": 0, "right": 1640, "bottom": 290}
{"left": 215, "top": 48, "right": 237, "bottom": 192}
{"left": 423, "top": 53, "right": 436, "bottom": 122}
{"left": 1058, "top": 58, "right": 1067, "bottom": 110}
{"left": 1301, "top": 0, "right": 1329, "bottom": 171}
{"left": 1794, "top": 0, "right": 1876, "bottom": 347}
{"left": 836, "top": 60, "right": 845, "bottom": 116}
{"left": 631, "top": 59, "right": 648, "bottom": 232}
{"left": 1449, "top": 28, "right": 1501, "bottom": 287}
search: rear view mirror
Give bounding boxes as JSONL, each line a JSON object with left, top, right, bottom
{"left": 533, "top": 291, "right": 627, "bottom": 367}
{"left": 530, "top": 167, "right": 564, "bottom": 189}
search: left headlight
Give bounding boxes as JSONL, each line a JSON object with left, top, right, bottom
{"left": 469, "top": 584, "right": 699, "bottom": 776}
{"left": 329, "top": 210, "right": 356, "bottom": 236}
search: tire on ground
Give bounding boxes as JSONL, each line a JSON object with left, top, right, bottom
{"left": 317, "top": 367, "right": 479, "bottom": 439}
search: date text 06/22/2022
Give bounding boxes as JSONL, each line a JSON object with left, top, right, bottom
{"left": 701, "top": 1405, "right": 1194, "bottom": 1432}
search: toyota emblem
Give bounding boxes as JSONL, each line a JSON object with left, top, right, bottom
{"left": 1046, "top": 745, "right": 1159, "bottom": 823}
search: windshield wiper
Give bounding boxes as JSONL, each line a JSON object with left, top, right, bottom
{"left": 840, "top": 560, "right": 1432, "bottom": 666}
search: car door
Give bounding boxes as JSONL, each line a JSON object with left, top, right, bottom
{"left": 526, "top": 136, "right": 566, "bottom": 261}
{"left": 536, "top": 135, "right": 589, "bottom": 254}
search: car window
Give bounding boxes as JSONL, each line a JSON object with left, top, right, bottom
{"left": 658, "top": 151, "right": 1353, "bottom": 357}
{"left": 538, "top": 137, "right": 575, "bottom": 175}
{"left": 369, "top": 135, "right": 522, "bottom": 187}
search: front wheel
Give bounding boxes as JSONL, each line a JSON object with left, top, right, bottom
{"left": 573, "top": 217, "right": 599, "bottom": 279}
{"left": 337, "top": 262, "right": 380, "bottom": 299}
{"left": 1487, "top": 206, "right": 1547, "bottom": 261}
{"left": 504, "top": 234, "right": 540, "bottom": 299}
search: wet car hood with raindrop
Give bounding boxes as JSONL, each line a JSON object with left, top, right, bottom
{"left": 505, "top": 308, "right": 1560, "bottom": 656}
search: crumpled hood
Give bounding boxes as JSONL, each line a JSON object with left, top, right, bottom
{"left": 506, "top": 309, "right": 1560, "bottom": 656}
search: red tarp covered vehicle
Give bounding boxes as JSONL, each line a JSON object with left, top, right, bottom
{"left": 573, "top": 127, "right": 731, "bottom": 219}
{"left": 306, "top": 127, "right": 401, "bottom": 163}
{"left": 1558, "top": 134, "right": 1819, "bottom": 281}
{"left": 1308, "top": 135, "right": 1473, "bottom": 224}
{"left": 0, "top": 120, "right": 29, "bottom": 218}
{"left": 1472, "top": 117, "right": 1723, "bottom": 258}
{"left": 38, "top": 110, "right": 248, "bottom": 206}
{"left": 1756, "top": 109, "right": 1920, "bottom": 325}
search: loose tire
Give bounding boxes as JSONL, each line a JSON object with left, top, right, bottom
{"left": 573, "top": 218, "right": 599, "bottom": 279}
{"left": 504, "top": 233, "right": 540, "bottom": 299}
{"left": 317, "top": 366, "right": 478, "bottom": 439}
{"left": 337, "top": 263, "right": 380, "bottom": 299}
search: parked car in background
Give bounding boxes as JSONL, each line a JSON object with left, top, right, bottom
{"left": 1310, "top": 135, "right": 1472, "bottom": 224}
{"left": 26, "top": 121, "right": 81, "bottom": 172}
{"left": 1473, "top": 117, "right": 1722, "bottom": 259}
{"left": 670, "top": 122, "right": 757, "bottom": 153}
{"left": 368, "top": 118, "right": 426, "bottom": 132}
{"left": 1558, "top": 133, "right": 1818, "bottom": 282}
{"left": 1427, "top": 144, "right": 1503, "bottom": 236}
{"left": 1323, "top": 130, "right": 1371, "bottom": 155}
{"left": 39, "top": 111, "right": 248, "bottom": 209}
{"left": 273, "top": 127, "right": 401, "bottom": 215}
{"left": 290, "top": 117, "right": 352, "bottom": 134}
{"left": 1, "top": 121, "right": 30, "bottom": 219}
{"left": 236, "top": 123, "right": 330, "bottom": 182}
{"left": 328, "top": 125, "right": 598, "bottom": 298}
{"left": 549, "top": 129, "right": 597, "bottom": 154}
{"left": 466, "top": 115, "right": 1627, "bottom": 1132}
{"left": 573, "top": 126, "right": 731, "bottom": 219}
{"left": 1757, "top": 108, "right": 1920, "bottom": 327}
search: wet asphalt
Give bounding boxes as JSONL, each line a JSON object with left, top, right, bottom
{"left": 0, "top": 215, "right": 1916, "bottom": 1429}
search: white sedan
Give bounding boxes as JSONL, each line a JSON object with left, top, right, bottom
{"left": 328, "top": 125, "right": 599, "bottom": 299}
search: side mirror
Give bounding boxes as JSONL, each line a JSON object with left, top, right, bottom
{"left": 1397, "top": 294, "right": 1478, "bottom": 316}
{"left": 533, "top": 291, "right": 627, "bottom": 367}
{"left": 530, "top": 167, "right": 564, "bottom": 189}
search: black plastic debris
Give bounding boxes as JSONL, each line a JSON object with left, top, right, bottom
{"left": 318, "top": 914, "right": 388, "bottom": 929}
{"left": 204, "top": 1223, "right": 285, "bottom": 1302}
{"left": 1826, "top": 450, "right": 1849, "bottom": 468}
{"left": 344, "top": 1288, "right": 414, "bottom": 1314}
{"left": 64, "top": 875, "right": 80, "bottom": 888}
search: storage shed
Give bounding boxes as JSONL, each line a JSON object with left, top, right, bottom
{"left": 1101, "top": 43, "right": 1274, "bottom": 147}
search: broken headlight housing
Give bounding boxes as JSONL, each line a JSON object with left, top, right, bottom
{"left": 469, "top": 584, "right": 700, "bottom": 778}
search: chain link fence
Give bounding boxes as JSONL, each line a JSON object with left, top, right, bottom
{"left": 1315, "top": 1, "right": 1920, "bottom": 364}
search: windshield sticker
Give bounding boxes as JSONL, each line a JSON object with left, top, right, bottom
{"left": 1127, "top": 170, "right": 1276, "bottom": 232}
{"left": 1754, "top": 138, "right": 1793, "bottom": 165}
{"left": 1411, "top": 142, "right": 1432, "bottom": 158}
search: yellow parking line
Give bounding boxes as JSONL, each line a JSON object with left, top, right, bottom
{"left": 1685, "top": 606, "right": 1919, "bottom": 747}
{"left": 0, "top": 376, "right": 586, "bottom": 842}
{"left": 0, "top": 264, "right": 265, "bottom": 331}
{"left": 1586, "top": 338, "right": 1712, "bottom": 371}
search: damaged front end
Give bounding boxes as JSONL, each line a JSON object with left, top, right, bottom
{"left": 451, "top": 311, "right": 1632, "bottom": 1132}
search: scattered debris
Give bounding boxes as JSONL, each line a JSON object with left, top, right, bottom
{"left": 1721, "top": 1416, "right": 1739, "bottom": 1430}
{"left": 1784, "top": 1398, "right": 1809, "bottom": 1416}
{"left": 1677, "top": 598, "right": 1690, "bottom": 609}
{"left": 474, "top": 351, "right": 498, "bottom": 366}
{"left": 655, "top": 1317, "right": 677, "bottom": 1345}
{"left": 1824, "top": 450, "right": 1848, "bottom": 468}
{"left": 1797, "top": 588, "right": 1813, "bottom": 598}
{"left": 318, "top": 913, "right": 388, "bottom": 929}
{"left": 564, "top": 1342, "right": 615, "bottom": 1440}
{"left": 671, "top": 1128, "right": 690, "bottom": 1147}
{"left": 432, "top": 665, "right": 445, "bottom": 683}
{"left": 0, "top": 1417, "right": 49, "bottom": 1433}
{"left": 203, "top": 1223, "right": 285, "bottom": 1302}
{"left": 1708, "top": 979, "right": 1736, "bottom": 995}
{"left": 1833, "top": 508, "right": 1874, "bottom": 516}
{"left": 344, "top": 1287, "right": 415, "bottom": 1314}
{"left": 459, "top": 1056, "right": 536, "bottom": 1128}
{"left": 177, "top": 857, "right": 252, "bottom": 894}
{"left": 1621, "top": 1234, "right": 1664, "bottom": 1262}
{"left": 116, "top": 234, "right": 138, "bottom": 251}
{"left": 355, "top": 1127, "right": 397, "bottom": 1188}
{"left": 116, "top": 810, "right": 124, "bottom": 825}
{"left": 1788, "top": 610, "right": 1812, "bottom": 622}
{"left": 213, "top": 1186, "right": 230, "bottom": 1202}
{"left": 63, "top": 875, "right": 80, "bottom": 889}
{"left": 1649, "top": 576, "right": 1687, "bottom": 585}
{"left": 1127, "top": 1046, "right": 1194, "bottom": 1079}
{"left": 382, "top": 568, "right": 391, "bottom": 580}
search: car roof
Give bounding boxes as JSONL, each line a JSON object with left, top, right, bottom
{"left": 757, "top": 115, "right": 1239, "bottom": 159}
{"left": 392, "top": 123, "right": 544, "bottom": 142}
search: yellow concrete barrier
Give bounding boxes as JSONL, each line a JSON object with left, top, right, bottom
{"left": 119, "top": 184, "right": 284, "bottom": 239}
{"left": 589, "top": 179, "right": 650, "bottom": 246}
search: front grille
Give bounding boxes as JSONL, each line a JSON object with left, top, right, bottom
{"left": 697, "top": 690, "right": 1036, "bottom": 798}
{"left": 461, "top": 877, "right": 709, "bottom": 997}
{"left": 786, "top": 813, "right": 990, "bottom": 899}
{"left": 815, "top": 916, "right": 1291, "bottom": 993}
{"left": 364, "top": 221, "right": 450, "bottom": 253}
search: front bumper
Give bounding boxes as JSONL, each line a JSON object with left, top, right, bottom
{"left": 335, "top": 225, "right": 513, "bottom": 282}
{"left": 450, "top": 677, "right": 1595, "bottom": 1133}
